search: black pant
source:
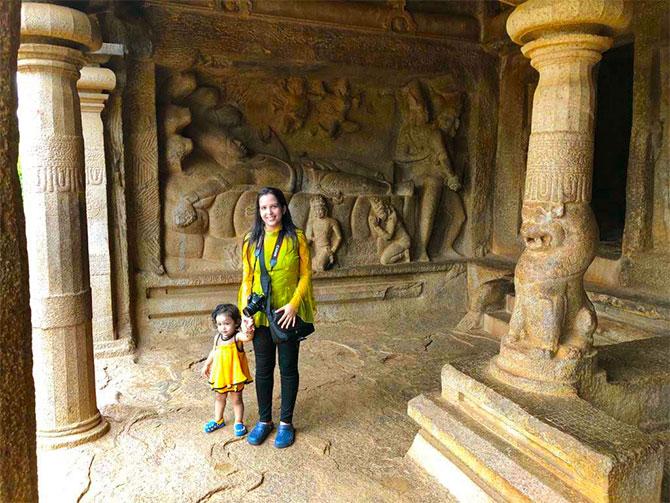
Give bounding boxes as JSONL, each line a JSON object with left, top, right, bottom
{"left": 252, "top": 326, "right": 300, "bottom": 424}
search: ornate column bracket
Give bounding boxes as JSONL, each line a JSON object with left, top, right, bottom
{"left": 18, "top": 2, "right": 109, "bottom": 448}
{"left": 490, "top": 0, "right": 632, "bottom": 395}
{"left": 78, "top": 65, "right": 118, "bottom": 350}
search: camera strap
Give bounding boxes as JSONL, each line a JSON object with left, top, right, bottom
{"left": 254, "top": 231, "right": 285, "bottom": 319}
{"left": 250, "top": 231, "right": 285, "bottom": 296}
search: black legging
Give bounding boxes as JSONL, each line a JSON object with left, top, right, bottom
{"left": 252, "top": 326, "right": 300, "bottom": 424}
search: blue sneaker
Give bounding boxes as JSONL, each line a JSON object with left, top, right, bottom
{"left": 274, "top": 423, "right": 295, "bottom": 449}
{"left": 247, "top": 422, "right": 273, "bottom": 445}
{"left": 234, "top": 422, "right": 247, "bottom": 437}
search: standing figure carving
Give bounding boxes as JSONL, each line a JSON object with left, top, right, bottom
{"left": 368, "top": 197, "right": 410, "bottom": 265}
{"left": 306, "top": 195, "right": 343, "bottom": 271}
{"left": 395, "top": 80, "right": 464, "bottom": 261}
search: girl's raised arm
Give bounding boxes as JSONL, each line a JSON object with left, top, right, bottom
{"left": 238, "top": 238, "right": 253, "bottom": 314}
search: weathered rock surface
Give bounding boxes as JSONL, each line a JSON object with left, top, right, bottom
{"left": 37, "top": 313, "right": 495, "bottom": 502}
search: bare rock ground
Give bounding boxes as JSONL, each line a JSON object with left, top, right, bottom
{"left": 37, "top": 311, "right": 499, "bottom": 502}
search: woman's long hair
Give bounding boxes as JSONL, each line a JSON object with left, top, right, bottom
{"left": 247, "top": 187, "right": 298, "bottom": 250}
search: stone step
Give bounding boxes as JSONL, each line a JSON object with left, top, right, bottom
{"left": 408, "top": 392, "right": 585, "bottom": 503}
{"left": 436, "top": 356, "right": 664, "bottom": 502}
{"left": 481, "top": 310, "right": 509, "bottom": 339}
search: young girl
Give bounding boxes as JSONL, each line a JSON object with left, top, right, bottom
{"left": 202, "top": 304, "right": 254, "bottom": 436}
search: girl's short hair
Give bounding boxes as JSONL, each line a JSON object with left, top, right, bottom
{"left": 211, "top": 303, "right": 241, "bottom": 327}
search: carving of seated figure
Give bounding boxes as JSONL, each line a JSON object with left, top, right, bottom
{"left": 306, "top": 195, "right": 343, "bottom": 271}
{"left": 368, "top": 197, "right": 411, "bottom": 265}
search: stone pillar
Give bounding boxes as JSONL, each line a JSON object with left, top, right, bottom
{"left": 17, "top": 2, "right": 109, "bottom": 448}
{"left": 78, "top": 66, "right": 117, "bottom": 349}
{"left": 0, "top": 0, "right": 38, "bottom": 499}
{"left": 490, "top": 0, "right": 632, "bottom": 395}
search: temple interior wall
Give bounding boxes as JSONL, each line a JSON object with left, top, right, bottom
{"left": 103, "top": 2, "right": 498, "bottom": 344}
{"left": 96, "top": 1, "right": 668, "bottom": 346}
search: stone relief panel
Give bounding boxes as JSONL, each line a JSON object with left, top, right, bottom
{"left": 157, "top": 68, "right": 468, "bottom": 274}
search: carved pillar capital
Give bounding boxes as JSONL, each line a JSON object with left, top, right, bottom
{"left": 20, "top": 2, "right": 101, "bottom": 52}
{"left": 77, "top": 66, "right": 116, "bottom": 113}
{"left": 506, "top": 0, "right": 631, "bottom": 46}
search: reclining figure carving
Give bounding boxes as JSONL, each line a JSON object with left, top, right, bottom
{"left": 161, "top": 72, "right": 427, "bottom": 269}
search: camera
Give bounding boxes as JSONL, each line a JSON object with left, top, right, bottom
{"left": 243, "top": 292, "right": 266, "bottom": 317}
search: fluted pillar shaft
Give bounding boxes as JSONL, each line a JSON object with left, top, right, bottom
{"left": 17, "top": 2, "right": 109, "bottom": 447}
{"left": 78, "top": 66, "right": 117, "bottom": 346}
{"left": 491, "top": 0, "right": 632, "bottom": 395}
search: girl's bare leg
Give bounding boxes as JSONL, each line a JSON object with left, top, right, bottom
{"left": 214, "top": 392, "right": 227, "bottom": 422}
{"left": 230, "top": 391, "right": 244, "bottom": 424}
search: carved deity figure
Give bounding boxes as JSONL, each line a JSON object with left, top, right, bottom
{"left": 395, "top": 80, "right": 464, "bottom": 261}
{"left": 312, "top": 78, "right": 360, "bottom": 138}
{"left": 271, "top": 77, "right": 310, "bottom": 135}
{"left": 503, "top": 202, "right": 598, "bottom": 358}
{"left": 368, "top": 197, "right": 411, "bottom": 265}
{"left": 305, "top": 195, "right": 343, "bottom": 271}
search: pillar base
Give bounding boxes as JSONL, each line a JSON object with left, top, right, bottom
{"left": 407, "top": 355, "right": 663, "bottom": 502}
{"left": 94, "top": 337, "right": 134, "bottom": 359}
{"left": 491, "top": 344, "right": 597, "bottom": 396}
{"left": 37, "top": 414, "right": 110, "bottom": 450}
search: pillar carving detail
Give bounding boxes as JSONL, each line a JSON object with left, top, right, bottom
{"left": 491, "top": 0, "right": 632, "bottom": 395}
{"left": 17, "top": 2, "right": 109, "bottom": 448}
{"left": 78, "top": 66, "right": 117, "bottom": 346}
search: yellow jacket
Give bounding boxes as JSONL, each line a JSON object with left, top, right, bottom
{"left": 238, "top": 228, "right": 316, "bottom": 327}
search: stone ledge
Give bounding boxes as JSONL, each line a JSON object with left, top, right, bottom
{"left": 157, "top": 258, "right": 465, "bottom": 285}
{"left": 144, "top": 274, "right": 429, "bottom": 320}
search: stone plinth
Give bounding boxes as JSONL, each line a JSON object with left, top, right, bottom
{"left": 17, "top": 2, "right": 108, "bottom": 448}
{"left": 78, "top": 65, "right": 117, "bottom": 350}
{"left": 408, "top": 356, "right": 664, "bottom": 502}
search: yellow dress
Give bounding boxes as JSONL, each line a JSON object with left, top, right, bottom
{"left": 238, "top": 228, "right": 316, "bottom": 328}
{"left": 209, "top": 334, "right": 253, "bottom": 393}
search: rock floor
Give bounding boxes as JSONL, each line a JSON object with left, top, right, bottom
{"left": 37, "top": 310, "right": 501, "bottom": 503}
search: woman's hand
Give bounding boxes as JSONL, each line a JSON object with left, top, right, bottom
{"left": 275, "top": 303, "right": 297, "bottom": 329}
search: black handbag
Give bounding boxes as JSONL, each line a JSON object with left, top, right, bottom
{"left": 256, "top": 231, "right": 315, "bottom": 344}
{"left": 269, "top": 310, "right": 315, "bottom": 344}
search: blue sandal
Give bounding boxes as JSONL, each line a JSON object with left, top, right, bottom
{"left": 234, "top": 423, "right": 247, "bottom": 437}
{"left": 274, "top": 423, "right": 295, "bottom": 449}
{"left": 204, "top": 419, "right": 225, "bottom": 433}
{"left": 247, "top": 422, "right": 274, "bottom": 445}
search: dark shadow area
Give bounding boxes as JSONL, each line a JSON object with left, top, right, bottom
{"left": 592, "top": 43, "right": 634, "bottom": 257}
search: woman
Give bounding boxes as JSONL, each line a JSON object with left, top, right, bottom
{"left": 238, "top": 187, "right": 316, "bottom": 448}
